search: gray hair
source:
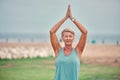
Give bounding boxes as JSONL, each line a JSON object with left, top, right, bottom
{"left": 61, "top": 27, "right": 75, "bottom": 36}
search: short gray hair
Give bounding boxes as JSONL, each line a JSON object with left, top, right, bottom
{"left": 61, "top": 27, "right": 74, "bottom": 36}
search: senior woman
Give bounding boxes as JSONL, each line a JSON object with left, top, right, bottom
{"left": 50, "top": 5, "right": 87, "bottom": 80}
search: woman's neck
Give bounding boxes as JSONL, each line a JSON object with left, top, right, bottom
{"left": 64, "top": 45, "right": 72, "bottom": 51}
{"left": 64, "top": 45, "right": 72, "bottom": 55}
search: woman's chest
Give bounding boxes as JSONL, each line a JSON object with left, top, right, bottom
{"left": 56, "top": 53, "right": 80, "bottom": 65}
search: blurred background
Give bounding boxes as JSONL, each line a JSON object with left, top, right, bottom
{"left": 0, "top": 0, "right": 120, "bottom": 80}
{"left": 0, "top": 0, "right": 120, "bottom": 44}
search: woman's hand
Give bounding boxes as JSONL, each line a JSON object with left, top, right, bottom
{"left": 67, "top": 5, "right": 74, "bottom": 20}
{"left": 64, "top": 5, "right": 74, "bottom": 20}
{"left": 64, "top": 5, "right": 70, "bottom": 20}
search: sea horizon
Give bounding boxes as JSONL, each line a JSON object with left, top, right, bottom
{"left": 0, "top": 33, "right": 120, "bottom": 45}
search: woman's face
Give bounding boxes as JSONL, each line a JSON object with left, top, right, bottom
{"left": 62, "top": 31, "right": 74, "bottom": 46}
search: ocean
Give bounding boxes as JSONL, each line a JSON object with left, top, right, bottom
{"left": 0, "top": 33, "right": 50, "bottom": 43}
{"left": 0, "top": 33, "right": 120, "bottom": 45}
{"left": 87, "top": 34, "right": 120, "bottom": 45}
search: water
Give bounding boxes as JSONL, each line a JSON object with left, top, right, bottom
{"left": 87, "top": 34, "right": 120, "bottom": 45}
{"left": 0, "top": 33, "right": 50, "bottom": 43}
{"left": 0, "top": 33, "right": 120, "bottom": 45}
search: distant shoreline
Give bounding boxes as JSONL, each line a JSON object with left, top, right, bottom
{"left": 0, "top": 33, "right": 120, "bottom": 45}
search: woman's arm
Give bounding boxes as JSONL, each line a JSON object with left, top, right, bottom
{"left": 68, "top": 6, "right": 88, "bottom": 57}
{"left": 73, "top": 19, "right": 87, "bottom": 57}
{"left": 49, "top": 6, "right": 69, "bottom": 57}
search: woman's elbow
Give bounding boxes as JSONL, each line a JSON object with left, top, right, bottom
{"left": 49, "top": 29, "right": 56, "bottom": 35}
{"left": 83, "top": 30, "right": 88, "bottom": 35}
{"left": 49, "top": 29, "right": 54, "bottom": 34}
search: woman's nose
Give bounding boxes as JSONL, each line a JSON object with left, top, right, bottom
{"left": 67, "top": 37, "right": 70, "bottom": 40}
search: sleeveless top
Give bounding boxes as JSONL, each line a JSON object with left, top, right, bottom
{"left": 54, "top": 48, "right": 80, "bottom": 80}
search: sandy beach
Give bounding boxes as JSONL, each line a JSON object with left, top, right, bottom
{"left": 0, "top": 42, "right": 120, "bottom": 66}
{"left": 82, "top": 44, "right": 120, "bottom": 66}
{"left": 0, "top": 42, "right": 54, "bottom": 59}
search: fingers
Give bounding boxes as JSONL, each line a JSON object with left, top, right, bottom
{"left": 68, "top": 4, "right": 70, "bottom": 9}
{"left": 65, "top": 4, "right": 73, "bottom": 20}
{"left": 68, "top": 5, "right": 71, "bottom": 12}
{"left": 67, "top": 5, "right": 73, "bottom": 19}
{"left": 64, "top": 5, "right": 69, "bottom": 19}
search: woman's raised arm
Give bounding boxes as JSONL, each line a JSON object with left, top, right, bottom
{"left": 49, "top": 6, "right": 69, "bottom": 57}
{"left": 73, "top": 19, "right": 87, "bottom": 57}
{"left": 68, "top": 5, "right": 88, "bottom": 57}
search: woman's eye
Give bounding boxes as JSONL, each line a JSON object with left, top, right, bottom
{"left": 69, "top": 35, "right": 72, "bottom": 37}
{"left": 65, "top": 35, "right": 68, "bottom": 37}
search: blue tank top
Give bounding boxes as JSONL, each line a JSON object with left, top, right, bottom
{"left": 54, "top": 48, "right": 80, "bottom": 80}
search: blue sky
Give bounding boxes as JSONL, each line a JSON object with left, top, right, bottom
{"left": 0, "top": 0, "right": 120, "bottom": 35}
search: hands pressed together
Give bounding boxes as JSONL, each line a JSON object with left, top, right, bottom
{"left": 65, "top": 5, "right": 74, "bottom": 21}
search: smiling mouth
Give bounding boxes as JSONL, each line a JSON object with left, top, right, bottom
{"left": 66, "top": 41, "right": 71, "bottom": 42}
